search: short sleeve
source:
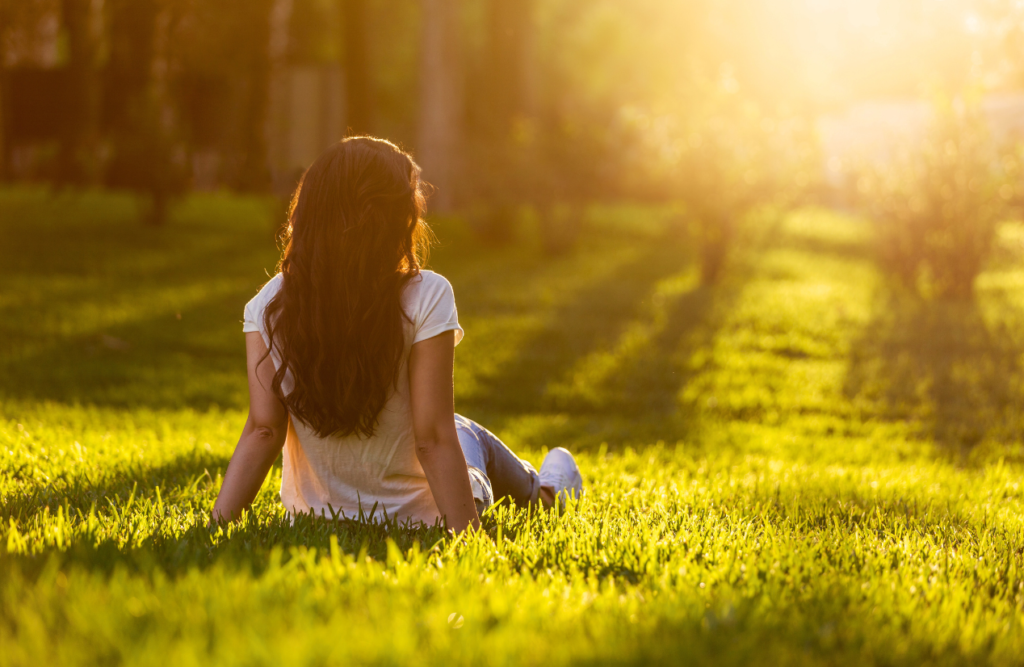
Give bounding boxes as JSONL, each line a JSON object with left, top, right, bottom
{"left": 242, "top": 274, "right": 282, "bottom": 337}
{"left": 412, "top": 273, "right": 464, "bottom": 346}
{"left": 242, "top": 296, "right": 261, "bottom": 333}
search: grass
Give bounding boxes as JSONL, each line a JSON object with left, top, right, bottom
{"left": 1, "top": 187, "right": 1023, "bottom": 666}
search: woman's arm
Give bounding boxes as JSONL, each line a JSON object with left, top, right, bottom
{"left": 408, "top": 330, "right": 480, "bottom": 533}
{"left": 211, "top": 332, "right": 289, "bottom": 522}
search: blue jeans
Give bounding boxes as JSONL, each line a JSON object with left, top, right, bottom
{"left": 455, "top": 414, "right": 540, "bottom": 509}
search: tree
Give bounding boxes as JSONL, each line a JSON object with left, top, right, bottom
{"left": 0, "top": 0, "right": 57, "bottom": 181}
{"left": 480, "top": 0, "right": 534, "bottom": 135}
{"left": 857, "top": 98, "right": 1022, "bottom": 300}
{"left": 175, "top": 0, "right": 277, "bottom": 193}
{"left": 464, "top": 0, "right": 537, "bottom": 242}
{"left": 0, "top": 0, "right": 8, "bottom": 182}
{"left": 104, "top": 0, "right": 186, "bottom": 225}
{"left": 417, "top": 0, "right": 462, "bottom": 212}
{"left": 341, "top": 0, "right": 373, "bottom": 135}
{"left": 232, "top": 0, "right": 274, "bottom": 192}
{"left": 56, "top": 0, "right": 100, "bottom": 185}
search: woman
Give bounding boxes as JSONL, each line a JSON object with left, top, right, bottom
{"left": 211, "top": 137, "right": 582, "bottom": 532}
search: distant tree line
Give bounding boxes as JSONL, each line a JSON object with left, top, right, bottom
{"left": 0, "top": 0, "right": 604, "bottom": 227}
{"left": 1, "top": 0, "right": 280, "bottom": 223}
{"left": 1, "top": 0, "right": 1023, "bottom": 263}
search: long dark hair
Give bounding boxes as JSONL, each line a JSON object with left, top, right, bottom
{"left": 263, "top": 137, "right": 430, "bottom": 438}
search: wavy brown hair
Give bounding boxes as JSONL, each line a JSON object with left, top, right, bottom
{"left": 262, "top": 137, "right": 430, "bottom": 438}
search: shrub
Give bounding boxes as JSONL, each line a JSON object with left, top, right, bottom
{"left": 856, "top": 99, "right": 1022, "bottom": 300}
{"left": 674, "top": 104, "right": 817, "bottom": 284}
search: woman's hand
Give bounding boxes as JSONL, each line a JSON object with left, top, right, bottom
{"left": 211, "top": 332, "right": 289, "bottom": 523}
{"left": 408, "top": 330, "right": 480, "bottom": 533}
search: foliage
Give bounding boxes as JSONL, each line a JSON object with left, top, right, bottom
{"left": 464, "top": 107, "right": 621, "bottom": 253}
{"left": 855, "top": 98, "right": 1023, "bottom": 300}
{"left": 6, "top": 0, "right": 1024, "bottom": 214}
{"left": 102, "top": 0, "right": 190, "bottom": 224}
{"left": 679, "top": 105, "right": 816, "bottom": 284}
{"left": 615, "top": 92, "right": 818, "bottom": 285}
{"left": 2, "top": 191, "right": 1024, "bottom": 665}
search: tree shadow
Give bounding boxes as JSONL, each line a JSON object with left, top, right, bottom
{"left": 473, "top": 261, "right": 747, "bottom": 452}
{"left": 0, "top": 191, "right": 278, "bottom": 410}
{"left": 2, "top": 448, "right": 232, "bottom": 521}
{"left": 1, "top": 453, "right": 991, "bottom": 587}
{"left": 0, "top": 498, "right": 448, "bottom": 580}
{"left": 844, "top": 289, "right": 1024, "bottom": 455}
{"left": 554, "top": 283, "right": 740, "bottom": 447}
{"left": 2, "top": 445, "right": 449, "bottom": 580}
{"left": 0, "top": 288, "right": 254, "bottom": 410}
{"left": 593, "top": 283, "right": 732, "bottom": 415}
{"left": 460, "top": 242, "right": 695, "bottom": 416}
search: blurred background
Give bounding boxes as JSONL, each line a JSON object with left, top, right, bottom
{"left": 2, "top": 0, "right": 1023, "bottom": 234}
{"left": 4, "top": 1, "right": 1024, "bottom": 465}
{"left": 9, "top": 6, "right": 1024, "bottom": 659}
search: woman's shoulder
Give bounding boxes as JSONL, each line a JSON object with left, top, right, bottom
{"left": 404, "top": 269, "right": 453, "bottom": 299}
{"left": 253, "top": 273, "right": 284, "bottom": 305}
{"left": 243, "top": 274, "right": 283, "bottom": 329}
{"left": 262, "top": 272, "right": 285, "bottom": 292}
{"left": 411, "top": 269, "right": 450, "bottom": 286}
{"left": 403, "top": 269, "right": 455, "bottom": 311}
{"left": 404, "top": 270, "right": 463, "bottom": 344}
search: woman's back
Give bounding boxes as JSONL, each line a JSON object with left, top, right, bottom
{"left": 212, "top": 136, "right": 580, "bottom": 532}
{"left": 243, "top": 269, "right": 463, "bottom": 523}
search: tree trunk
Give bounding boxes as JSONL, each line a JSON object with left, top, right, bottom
{"left": 267, "top": 0, "right": 293, "bottom": 195}
{"left": 235, "top": 0, "right": 273, "bottom": 193}
{"left": 0, "top": 0, "right": 6, "bottom": 182}
{"left": 481, "top": 0, "right": 534, "bottom": 138}
{"left": 0, "top": 54, "right": 6, "bottom": 183}
{"left": 342, "top": 0, "right": 373, "bottom": 135}
{"left": 57, "top": 0, "right": 101, "bottom": 186}
{"left": 104, "top": 0, "right": 158, "bottom": 190}
{"left": 105, "top": 0, "right": 185, "bottom": 225}
{"left": 417, "top": 0, "right": 461, "bottom": 212}
{"left": 466, "top": 0, "right": 536, "bottom": 240}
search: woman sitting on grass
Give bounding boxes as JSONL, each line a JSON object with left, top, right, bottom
{"left": 211, "top": 137, "right": 582, "bottom": 532}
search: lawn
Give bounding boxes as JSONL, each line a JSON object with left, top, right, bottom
{"left": 1, "top": 188, "right": 1023, "bottom": 666}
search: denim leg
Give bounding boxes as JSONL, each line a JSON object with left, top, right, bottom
{"left": 455, "top": 414, "right": 539, "bottom": 507}
{"left": 454, "top": 417, "right": 494, "bottom": 512}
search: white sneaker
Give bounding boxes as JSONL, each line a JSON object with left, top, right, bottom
{"left": 538, "top": 448, "right": 583, "bottom": 507}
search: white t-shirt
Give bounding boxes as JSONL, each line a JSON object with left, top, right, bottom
{"left": 242, "top": 270, "right": 464, "bottom": 524}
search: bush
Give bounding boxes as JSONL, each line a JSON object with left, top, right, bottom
{"left": 673, "top": 103, "right": 817, "bottom": 284}
{"left": 464, "top": 107, "right": 616, "bottom": 253}
{"left": 856, "top": 98, "right": 1022, "bottom": 300}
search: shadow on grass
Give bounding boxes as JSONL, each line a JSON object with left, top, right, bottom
{"left": 3, "top": 189, "right": 741, "bottom": 453}
{"left": 0, "top": 289, "right": 254, "bottom": 410}
{"left": 0, "top": 195, "right": 279, "bottom": 410}
{"left": 477, "top": 271, "right": 746, "bottom": 451}
{"left": 569, "top": 284, "right": 727, "bottom": 415}
{"left": 461, "top": 244, "right": 691, "bottom": 415}
{"left": 1, "top": 449, "right": 232, "bottom": 521}
{"left": 844, "top": 289, "right": 1024, "bottom": 455}
{"left": 1, "top": 449, "right": 452, "bottom": 578}
{"left": 0, "top": 466, "right": 992, "bottom": 584}
{"left": 0, "top": 507, "right": 449, "bottom": 579}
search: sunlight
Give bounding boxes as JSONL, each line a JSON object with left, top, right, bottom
{"left": 3, "top": 0, "right": 1024, "bottom": 663}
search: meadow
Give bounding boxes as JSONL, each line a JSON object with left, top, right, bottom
{"left": 1, "top": 188, "right": 1023, "bottom": 666}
